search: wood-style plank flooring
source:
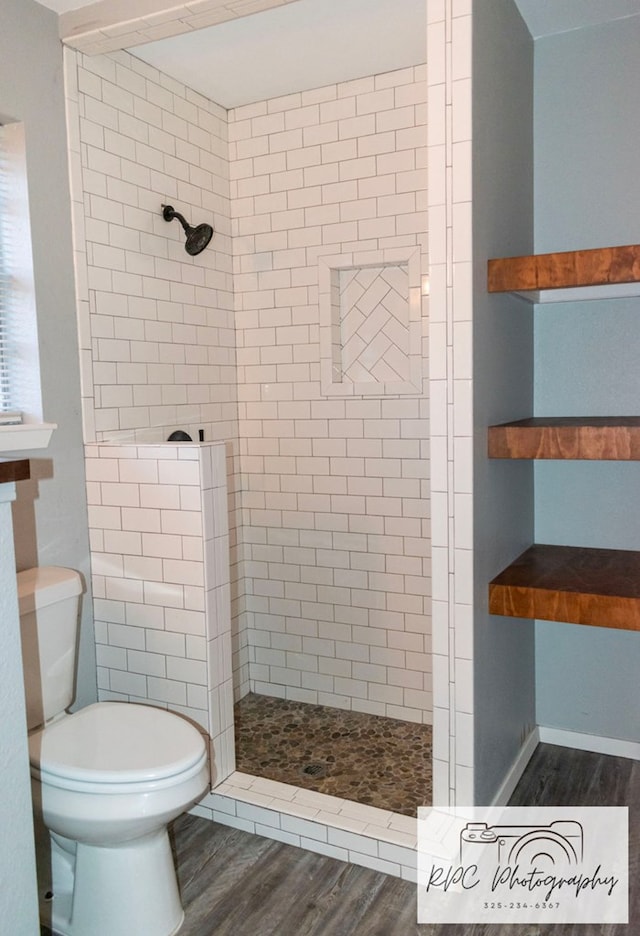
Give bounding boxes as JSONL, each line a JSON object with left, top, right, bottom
{"left": 172, "top": 743, "right": 639, "bottom": 935}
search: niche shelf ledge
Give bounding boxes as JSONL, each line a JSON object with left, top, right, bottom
{"left": 488, "top": 417, "right": 640, "bottom": 460}
{"left": 489, "top": 544, "right": 640, "bottom": 631}
{"left": 488, "top": 244, "right": 640, "bottom": 301}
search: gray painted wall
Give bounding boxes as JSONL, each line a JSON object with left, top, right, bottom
{"left": 472, "top": 0, "right": 536, "bottom": 804}
{"left": 534, "top": 17, "right": 640, "bottom": 741}
{"left": 1, "top": 0, "right": 95, "bottom": 712}
{"left": 0, "top": 1, "right": 95, "bottom": 926}
{"left": 0, "top": 490, "right": 39, "bottom": 935}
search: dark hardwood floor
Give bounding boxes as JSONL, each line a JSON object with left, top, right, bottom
{"left": 172, "top": 743, "right": 639, "bottom": 935}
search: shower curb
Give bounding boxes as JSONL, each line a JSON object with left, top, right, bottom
{"left": 191, "top": 770, "right": 419, "bottom": 881}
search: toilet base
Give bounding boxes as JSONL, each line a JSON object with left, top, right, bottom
{"left": 49, "top": 827, "right": 184, "bottom": 936}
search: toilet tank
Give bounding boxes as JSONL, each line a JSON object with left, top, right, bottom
{"left": 17, "top": 567, "right": 83, "bottom": 731}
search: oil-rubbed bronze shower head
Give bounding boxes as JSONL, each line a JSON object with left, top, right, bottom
{"left": 161, "top": 204, "right": 213, "bottom": 256}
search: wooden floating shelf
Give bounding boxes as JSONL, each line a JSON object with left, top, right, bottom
{"left": 488, "top": 417, "right": 640, "bottom": 460}
{"left": 488, "top": 244, "right": 640, "bottom": 302}
{"left": 489, "top": 544, "right": 640, "bottom": 631}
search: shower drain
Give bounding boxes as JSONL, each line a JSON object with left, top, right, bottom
{"left": 300, "top": 762, "right": 327, "bottom": 778}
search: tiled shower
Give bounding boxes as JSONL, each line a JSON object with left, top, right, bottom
{"left": 65, "top": 39, "right": 432, "bottom": 800}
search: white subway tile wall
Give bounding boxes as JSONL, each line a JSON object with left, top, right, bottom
{"left": 86, "top": 441, "right": 236, "bottom": 785}
{"left": 65, "top": 47, "right": 237, "bottom": 449}
{"left": 66, "top": 48, "right": 247, "bottom": 739}
{"left": 427, "top": 0, "right": 474, "bottom": 805}
{"left": 229, "top": 65, "right": 431, "bottom": 723}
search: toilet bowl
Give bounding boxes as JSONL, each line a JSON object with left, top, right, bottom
{"left": 19, "top": 567, "right": 210, "bottom": 936}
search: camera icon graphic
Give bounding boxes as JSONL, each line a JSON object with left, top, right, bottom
{"left": 460, "top": 820, "right": 583, "bottom": 867}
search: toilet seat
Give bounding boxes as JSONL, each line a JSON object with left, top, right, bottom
{"left": 30, "top": 702, "right": 207, "bottom": 793}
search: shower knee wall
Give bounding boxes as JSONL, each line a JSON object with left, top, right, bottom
{"left": 86, "top": 441, "right": 236, "bottom": 786}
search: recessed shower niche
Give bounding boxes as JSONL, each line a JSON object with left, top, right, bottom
{"left": 319, "top": 248, "right": 425, "bottom": 397}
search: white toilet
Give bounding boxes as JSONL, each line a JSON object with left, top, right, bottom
{"left": 18, "top": 566, "right": 210, "bottom": 936}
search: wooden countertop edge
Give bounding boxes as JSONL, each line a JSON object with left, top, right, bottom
{"left": 0, "top": 459, "right": 30, "bottom": 485}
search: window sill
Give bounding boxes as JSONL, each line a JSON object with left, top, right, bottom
{"left": 0, "top": 422, "right": 57, "bottom": 454}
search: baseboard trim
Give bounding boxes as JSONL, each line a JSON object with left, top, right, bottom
{"left": 538, "top": 726, "right": 640, "bottom": 761}
{"left": 491, "top": 727, "right": 540, "bottom": 806}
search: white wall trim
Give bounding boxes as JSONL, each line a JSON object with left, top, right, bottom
{"left": 539, "top": 726, "right": 640, "bottom": 762}
{"left": 490, "top": 728, "right": 540, "bottom": 807}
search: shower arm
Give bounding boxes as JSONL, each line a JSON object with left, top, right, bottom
{"left": 162, "top": 204, "right": 191, "bottom": 234}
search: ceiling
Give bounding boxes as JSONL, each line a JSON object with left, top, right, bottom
{"left": 512, "top": 0, "right": 640, "bottom": 39}
{"left": 34, "top": 0, "right": 640, "bottom": 106}
{"left": 130, "top": 0, "right": 427, "bottom": 109}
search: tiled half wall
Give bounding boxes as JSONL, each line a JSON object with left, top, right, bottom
{"left": 85, "top": 440, "right": 235, "bottom": 785}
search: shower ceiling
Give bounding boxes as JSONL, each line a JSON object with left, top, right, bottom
{"left": 128, "top": 0, "right": 427, "bottom": 108}
{"left": 35, "top": 0, "right": 640, "bottom": 108}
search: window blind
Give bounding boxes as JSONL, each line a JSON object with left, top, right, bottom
{"left": 0, "top": 138, "right": 11, "bottom": 412}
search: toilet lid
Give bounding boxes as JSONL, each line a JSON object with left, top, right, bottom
{"left": 30, "top": 702, "right": 206, "bottom": 785}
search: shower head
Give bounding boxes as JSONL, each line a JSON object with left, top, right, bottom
{"left": 161, "top": 204, "right": 213, "bottom": 256}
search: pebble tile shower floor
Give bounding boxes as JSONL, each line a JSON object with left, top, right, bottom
{"left": 234, "top": 694, "right": 432, "bottom": 816}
